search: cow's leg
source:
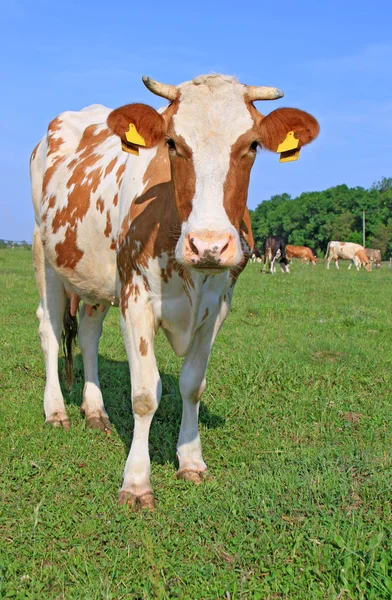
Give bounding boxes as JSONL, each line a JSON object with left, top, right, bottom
{"left": 78, "top": 304, "right": 111, "bottom": 433}
{"left": 119, "top": 301, "right": 160, "bottom": 510}
{"left": 177, "top": 303, "right": 229, "bottom": 483}
{"left": 271, "top": 254, "right": 277, "bottom": 273}
{"left": 280, "top": 261, "right": 289, "bottom": 273}
{"left": 33, "top": 228, "right": 69, "bottom": 428}
{"left": 335, "top": 259, "right": 339, "bottom": 270}
{"left": 348, "top": 261, "right": 353, "bottom": 270}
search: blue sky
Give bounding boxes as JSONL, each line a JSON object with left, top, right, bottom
{"left": 1, "top": 0, "right": 391, "bottom": 241}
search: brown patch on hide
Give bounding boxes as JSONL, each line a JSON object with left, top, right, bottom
{"left": 113, "top": 193, "right": 118, "bottom": 206}
{"left": 139, "top": 337, "right": 148, "bottom": 356}
{"left": 30, "top": 142, "right": 40, "bottom": 163}
{"left": 96, "top": 198, "right": 104, "bottom": 213}
{"left": 166, "top": 132, "right": 196, "bottom": 223}
{"left": 104, "top": 211, "right": 112, "bottom": 237}
{"left": 202, "top": 307, "right": 209, "bottom": 321}
{"left": 48, "top": 136, "right": 64, "bottom": 156}
{"left": 223, "top": 131, "right": 258, "bottom": 229}
{"left": 42, "top": 156, "right": 65, "bottom": 198}
{"left": 116, "top": 163, "right": 126, "bottom": 186}
{"left": 104, "top": 157, "right": 117, "bottom": 177}
{"left": 52, "top": 160, "right": 103, "bottom": 233}
{"left": 48, "top": 116, "right": 62, "bottom": 133}
{"left": 55, "top": 226, "right": 84, "bottom": 269}
{"left": 76, "top": 125, "right": 111, "bottom": 155}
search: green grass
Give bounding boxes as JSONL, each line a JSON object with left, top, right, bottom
{"left": 0, "top": 249, "right": 391, "bottom": 599}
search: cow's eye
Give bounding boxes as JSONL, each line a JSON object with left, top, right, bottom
{"left": 165, "top": 138, "right": 176, "bottom": 152}
{"left": 249, "top": 140, "right": 259, "bottom": 153}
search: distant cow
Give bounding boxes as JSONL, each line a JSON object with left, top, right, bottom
{"left": 324, "top": 241, "right": 371, "bottom": 271}
{"left": 262, "top": 236, "right": 289, "bottom": 273}
{"left": 251, "top": 245, "right": 262, "bottom": 263}
{"left": 365, "top": 248, "right": 381, "bottom": 268}
{"left": 286, "top": 244, "right": 317, "bottom": 265}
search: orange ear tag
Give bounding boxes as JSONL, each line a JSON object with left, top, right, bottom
{"left": 277, "top": 131, "right": 300, "bottom": 163}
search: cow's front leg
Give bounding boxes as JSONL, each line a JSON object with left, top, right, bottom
{"left": 177, "top": 301, "right": 230, "bottom": 484}
{"left": 119, "top": 301, "right": 160, "bottom": 510}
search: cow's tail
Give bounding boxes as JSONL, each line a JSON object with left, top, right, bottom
{"left": 62, "top": 297, "right": 78, "bottom": 387}
{"left": 323, "top": 242, "right": 331, "bottom": 262}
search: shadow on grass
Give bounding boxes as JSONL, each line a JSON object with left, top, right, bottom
{"left": 60, "top": 353, "right": 224, "bottom": 467}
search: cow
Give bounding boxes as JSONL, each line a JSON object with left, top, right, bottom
{"left": 365, "top": 248, "right": 381, "bottom": 269}
{"left": 251, "top": 245, "right": 262, "bottom": 263}
{"left": 262, "top": 236, "right": 290, "bottom": 273}
{"left": 286, "top": 244, "right": 317, "bottom": 265}
{"left": 30, "top": 74, "right": 319, "bottom": 509}
{"left": 324, "top": 241, "right": 371, "bottom": 271}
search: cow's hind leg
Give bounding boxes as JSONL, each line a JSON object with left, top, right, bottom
{"left": 78, "top": 304, "right": 111, "bottom": 433}
{"left": 33, "top": 228, "right": 69, "bottom": 428}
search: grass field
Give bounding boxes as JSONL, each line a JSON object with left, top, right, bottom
{"left": 1, "top": 249, "right": 391, "bottom": 599}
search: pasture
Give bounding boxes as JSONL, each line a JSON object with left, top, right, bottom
{"left": 1, "top": 249, "right": 391, "bottom": 599}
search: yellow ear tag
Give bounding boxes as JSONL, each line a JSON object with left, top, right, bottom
{"left": 121, "top": 142, "right": 139, "bottom": 156}
{"left": 125, "top": 123, "right": 146, "bottom": 147}
{"left": 277, "top": 131, "right": 300, "bottom": 163}
{"left": 279, "top": 148, "right": 301, "bottom": 163}
{"left": 277, "top": 131, "right": 299, "bottom": 153}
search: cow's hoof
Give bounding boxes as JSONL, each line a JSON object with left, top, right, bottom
{"left": 46, "top": 413, "right": 70, "bottom": 430}
{"left": 85, "top": 414, "right": 112, "bottom": 435}
{"left": 118, "top": 491, "right": 155, "bottom": 511}
{"left": 176, "top": 469, "right": 204, "bottom": 484}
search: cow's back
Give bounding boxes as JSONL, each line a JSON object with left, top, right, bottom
{"left": 31, "top": 104, "right": 130, "bottom": 303}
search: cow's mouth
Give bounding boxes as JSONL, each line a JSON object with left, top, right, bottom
{"left": 191, "top": 259, "right": 229, "bottom": 275}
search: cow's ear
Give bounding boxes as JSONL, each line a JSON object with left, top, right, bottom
{"left": 107, "top": 103, "right": 166, "bottom": 149}
{"left": 259, "top": 108, "right": 319, "bottom": 154}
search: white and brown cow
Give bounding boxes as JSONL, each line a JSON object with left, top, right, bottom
{"left": 324, "top": 241, "right": 371, "bottom": 271}
{"left": 31, "top": 74, "right": 319, "bottom": 509}
{"left": 286, "top": 244, "right": 317, "bottom": 265}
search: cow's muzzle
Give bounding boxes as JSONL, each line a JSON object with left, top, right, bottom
{"left": 181, "top": 230, "right": 238, "bottom": 271}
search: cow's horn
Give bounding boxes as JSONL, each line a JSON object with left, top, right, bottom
{"left": 246, "top": 86, "right": 284, "bottom": 101}
{"left": 142, "top": 76, "right": 178, "bottom": 101}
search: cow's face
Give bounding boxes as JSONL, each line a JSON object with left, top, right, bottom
{"left": 107, "top": 75, "right": 319, "bottom": 273}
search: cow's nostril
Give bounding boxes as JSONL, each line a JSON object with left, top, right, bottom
{"left": 189, "top": 237, "right": 199, "bottom": 256}
{"left": 220, "top": 242, "right": 229, "bottom": 255}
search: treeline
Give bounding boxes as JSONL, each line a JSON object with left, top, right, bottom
{"left": 0, "top": 240, "right": 31, "bottom": 249}
{"left": 250, "top": 177, "right": 392, "bottom": 259}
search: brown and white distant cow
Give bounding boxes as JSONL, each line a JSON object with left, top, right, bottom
{"left": 286, "top": 244, "right": 317, "bottom": 265}
{"left": 365, "top": 248, "right": 381, "bottom": 268}
{"left": 324, "top": 241, "right": 371, "bottom": 271}
{"left": 31, "top": 74, "right": 319, "bottom": 509}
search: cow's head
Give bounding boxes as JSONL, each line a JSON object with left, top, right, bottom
{"left": 107, "top": 75, "right": 319, "bottom": 273}
{"left": 356, "top": 249, "right": 371, "bottom": 272}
